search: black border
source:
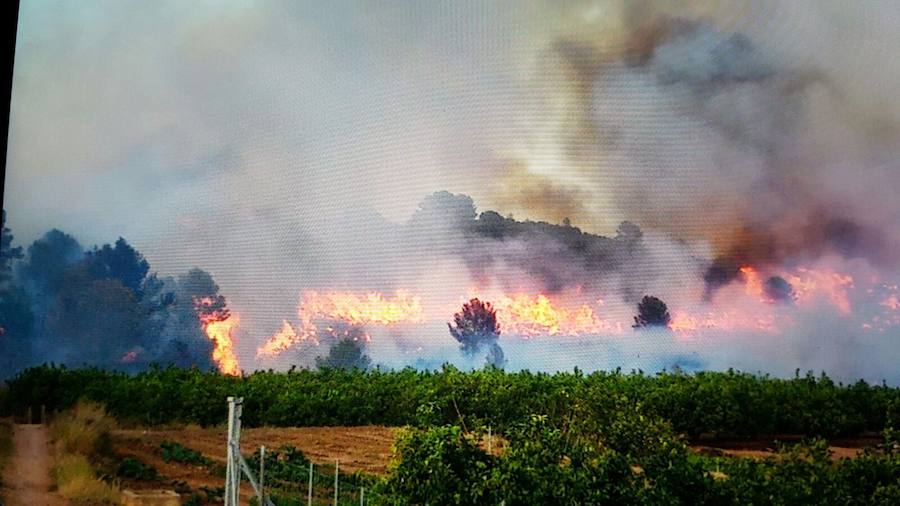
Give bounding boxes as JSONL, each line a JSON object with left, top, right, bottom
{"left": 0, "top": 0, "right": 19, "bottom": 213}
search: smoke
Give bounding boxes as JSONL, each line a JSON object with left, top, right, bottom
{"left": 5, "top": 1, "right": 900, "bottom": 382}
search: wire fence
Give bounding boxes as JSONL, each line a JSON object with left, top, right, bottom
{"left": 247, "top": 458, "right": 384, "bottom": 506}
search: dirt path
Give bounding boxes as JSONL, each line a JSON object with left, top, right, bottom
{"left": 2, "top": 424, "right": 68, "bottom": 506}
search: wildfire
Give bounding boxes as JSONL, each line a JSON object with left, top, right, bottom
{"left": 247, "top": 263, "right": 897, "bottom": 362}
{"left": 882, "top": 294, "right": 900, "bottom": 311}
{"left": 739, "top": 266, "right": 765, "bottom": 301}
{"left": 201, "top": 314, "right": 241, "bottom": 375}
{"left": 257, "top": 290, "right": 424, "bottom": 357}
{"left": 491, "top": 294, "right": 622, "bottom": 336}
{"left": 783, "top": 267, "right": 854, "bottom": 314}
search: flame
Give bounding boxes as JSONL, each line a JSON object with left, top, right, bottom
{"left": 257, "top": 290, "right": 423, "bottom": 357}
{"left": 490, "top": 293, "right": 622, "bottom": 336}
{"left": 784, "top": 267, "right": 854, "bottom": 314}
{"left": 882, "top": 294, "right": 900, "bottom": 311}
{"left": 739, "top": 266, "right": 765, "bottom": 301}
{"left": 201, "top": 314, "right": 241, "bottom": 376}
{"left": 250, "top": 264, "right": 897, "bottom": 359}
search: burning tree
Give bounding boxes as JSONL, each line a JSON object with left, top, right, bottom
{"left": 448, "top": 298, "right": 503, "bottom": 365}
{"left": 633, "top": 295, "right": 672, "bottom": 329}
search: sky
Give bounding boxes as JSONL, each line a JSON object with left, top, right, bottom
{"left": 5, "top": 1, "right": 900, "bottom": 379}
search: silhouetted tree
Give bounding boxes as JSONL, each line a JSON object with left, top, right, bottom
{"left": 0, "top": 213, "right": 35, "bottom": 377}
{"left": 47, "top": 273, "right": 145, "bottom": 367}
{"left": 83, "top": 238, "right": 150, "bottom": 296}
{"left": 316, "top": 338, "right": 372, "bottom": 370}
{"left": 484, "top": 343, "right": 506, "bottom": 369}
{"left": 633, "top": 295, "right": 672, "bottom": 328}
{"left": 765, "top": 276, "right": 794, "bottom": 303}
{"left": 0, "top": 211, "right": 22, "bottom": 284}
{"left": 448, "top": 298, "right": 500, "bottom": 356}
{"left": 615, "top": 221, "right": 644, "bottom": 254}
{"left": 17, "top": 229, "right": 83, "bottom": 297}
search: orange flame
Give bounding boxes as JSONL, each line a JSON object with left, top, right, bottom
{"left": 490, "top": 293, "right": 622, "bottom": 336}
{"left": 784, "top": 267, "right": 854, "bottom": 314}
{"left": 257, "top": 290, "right": 423, "bottom": 357}
{"left": 201, "top": 314, "right": 241, "bottom": 375}
{"left": 739, "top": 266, "right": 765, "bottom": 301}
{"left": 882, "top": 294, "right": 900, "bottom": 311}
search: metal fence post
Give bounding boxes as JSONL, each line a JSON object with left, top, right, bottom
{"left": 308, "top": 462, "right": 314, "bottom": 506}
{"left": 334, "top": 460, "right": 340, "bottom": 506}
{"left": 225, "top": 397, "right": 235, "bottom": 506}
{"left": 259, "top": 445, "right": 266, "bottom": 506}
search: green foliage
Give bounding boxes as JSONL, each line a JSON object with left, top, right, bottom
{"left": 378, "top": 423, "right": 900, "bottom": 505}
{"left": 376, "top": 425, "right": 498, "bottom": 505}
{"left": 159, "top": 441, "right": 212, "bottom": 466}
{"left": 247, "top": 445, "right": 310, "bottom": 484}
{"left": 315, "top": 337, "right": 372, "bottom": 371}
{"left": 116, "top": 457, "right": 159, "bottom": 480}
{"left": 4, "top": 365, "right": 900, "bottom": 438}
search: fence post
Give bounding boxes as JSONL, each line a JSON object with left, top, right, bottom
{"left": 259, "top": 445, "right": 266, "bottom": 506}
{"left": 41, "top": 405, "right": 46, "bottom": 425}
{"left": 334, "top": 460, "right": 340, "bottom": 506}
{"left": 225, "top": 397, "right": 235, "bottom": 506}
{"left": 360, "top": 486, "right": 365, "bottom": 506}
{"left": 488, "top": 425, "right": 492, "bottom": 454}
{"left": 26, "top": 406, "right": 32, "bottom": 424}
{"left": 308, "top": 462, "right": 314, "bottom": 506}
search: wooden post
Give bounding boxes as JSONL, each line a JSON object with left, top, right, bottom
{"left": 41, "top": 405, "right": 46, "bottom": 425}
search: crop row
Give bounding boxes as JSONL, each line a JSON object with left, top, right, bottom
{"left": 3, "top": 365, "right": 899, "bottom": 437}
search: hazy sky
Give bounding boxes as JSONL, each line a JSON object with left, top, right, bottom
{"left": 6, "top": 1, "right": 900, "bottom": 372}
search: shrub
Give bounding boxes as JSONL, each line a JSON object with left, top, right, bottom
{"left": 53, "top": 453, "right": 120, "bottom": 504}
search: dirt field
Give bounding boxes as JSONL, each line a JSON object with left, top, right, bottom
{"left": 110, "top": 425, "right": 882, "bottom": 503}
{"left": 111, "top": 425, "right": 397, "bottom": 503}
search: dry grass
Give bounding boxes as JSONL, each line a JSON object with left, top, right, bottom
{"left": 50, "top": 401, "right": 121, "bottom": 504}
{"left": 52, "top": 453, "right": 120, "bottom": 504}
{"left": 50, "top": 401, "right": 116, "bottom": 458}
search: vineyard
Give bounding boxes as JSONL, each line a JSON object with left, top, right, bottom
{"left": 2, "top": 365, "right": 900, "bottom": 504}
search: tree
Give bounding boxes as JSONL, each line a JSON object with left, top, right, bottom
{"left": 448, "top": 298, "right": 501, "bottom": 356}
{"left": 315, "top": 338, "right": 372, "bottom": 370}
{"left": 615, "top": 221, "right": 644, "bottom": 254}
{"left": 0, "top": 212, "right": 35, "bottom": 377}
{"left": 485, "top": 343, "right": 506, "bottom": 369}
{"left": 633, "top": 295, "right": 672, "bottom": 328}
{"left": 0, "top": 210, "right": 23, "bottom": 284}
{"left": 765, "top": 276, "right": 794, "bottom": 303}
{"left": 18, "top": 229, "right": 83, "bottom": 296}
{"left": 153, "top": 268, "right": 228, "bottom": 370}
{"left": 83, "top": 238, "right": 150, "bottom": 296}
{"left": 47, "top": 273, "right": 145, "bottom": 367}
